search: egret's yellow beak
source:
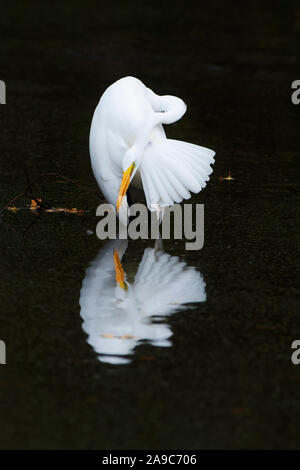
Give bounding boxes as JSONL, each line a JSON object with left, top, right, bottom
{"left": 113, "top": 249, "right": 127, "bottom": 290}
{"left": 116, "top": 162, "right": 136, "bottom": 212}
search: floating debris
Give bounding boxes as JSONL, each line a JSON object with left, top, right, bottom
{"left": 30, "top": 198, "right": 42, "bottom": 212}
{"left": 7, "top": 206, "right": 19, "bottom": 213}
{"left": 6, "top": 198, "right": 85, "bottom": 215}
{"left": 219, "top": 170, "right": 235, "bottom": 182}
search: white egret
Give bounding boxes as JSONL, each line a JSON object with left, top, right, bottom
{"left": 89, "top": 76, "right": 215, "bottom": 220}
{"left": 79, "top": 239, "right": 206, "bottom": 365}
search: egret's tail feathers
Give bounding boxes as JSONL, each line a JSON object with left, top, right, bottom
{"left": 140, "top": 139, "right": 215, "bottom": 210}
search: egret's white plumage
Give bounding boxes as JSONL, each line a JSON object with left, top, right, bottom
{"left": 89, "top": 76, "right": 215, "bottom": 218}
{"left": 79, "top": 239, "right": 206, "bottom": 364}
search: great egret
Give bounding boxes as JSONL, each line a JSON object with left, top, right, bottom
{"left": 79, "top": 239, "right": 206, "bottom": 365}
{"left": 89, "top": 76, "right": 215, "bottom": 220}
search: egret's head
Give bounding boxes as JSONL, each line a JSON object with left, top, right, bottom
{"left": 116, "top": 149, "right": 139, "bottom": 212}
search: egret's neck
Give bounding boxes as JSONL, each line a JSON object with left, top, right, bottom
{"left": 126, "top": 93, "right": 186, "bottom": 165}
{"left": 156, "top": 95, "right": 187, "bottom": 124}
{"left": 146, "top": 88, "right": 187, "bottom": 125}
{"left": 131, "top": 114, "right": 160, "bottom": 156}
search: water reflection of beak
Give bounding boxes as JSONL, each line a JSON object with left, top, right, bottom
{"left": 116, "top": 162, "right": 136, "bottom": 212}
{"left": 113, "top": 249, "right": 127, "bottom": 290}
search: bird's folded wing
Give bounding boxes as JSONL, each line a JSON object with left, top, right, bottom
{"left": 140, "top": 138, "right": 215, "bottom": 210}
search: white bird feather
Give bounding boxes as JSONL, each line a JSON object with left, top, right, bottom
{"left": 89, "top": 76, "right": 215, "bottom": 217}
{"left": 79, "top": 239, "right": 206, "bottom": 364}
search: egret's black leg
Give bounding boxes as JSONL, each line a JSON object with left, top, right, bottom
{"left": 127, "top": 189, "right": 134, "bottom": 224}
{"left": 127, "top": 189, "right": 133, "bottom": 208}
{"left": 127, "top": 188, "right": 152, "bottom": 233}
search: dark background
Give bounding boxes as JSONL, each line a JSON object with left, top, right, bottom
{"left": 0, "top": 0, "right": 299, "bottom": 449}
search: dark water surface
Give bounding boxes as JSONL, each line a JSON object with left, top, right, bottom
{"left": 0, "top": 1, "right": 299, "bottom": 449}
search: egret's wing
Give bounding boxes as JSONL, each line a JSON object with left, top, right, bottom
{"left": 133, "top": 248, "right": 206, "bottom": 316}
{"left": 140, "top": 138, "right": 215, "bottom": 210}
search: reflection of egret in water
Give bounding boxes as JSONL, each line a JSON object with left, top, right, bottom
{"left": 79, "top": 240, "right": 206, "bottom": 365}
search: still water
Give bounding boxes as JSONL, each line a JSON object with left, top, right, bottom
{"left": 0, "top": 1, "right": 299, "bottom": 449}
